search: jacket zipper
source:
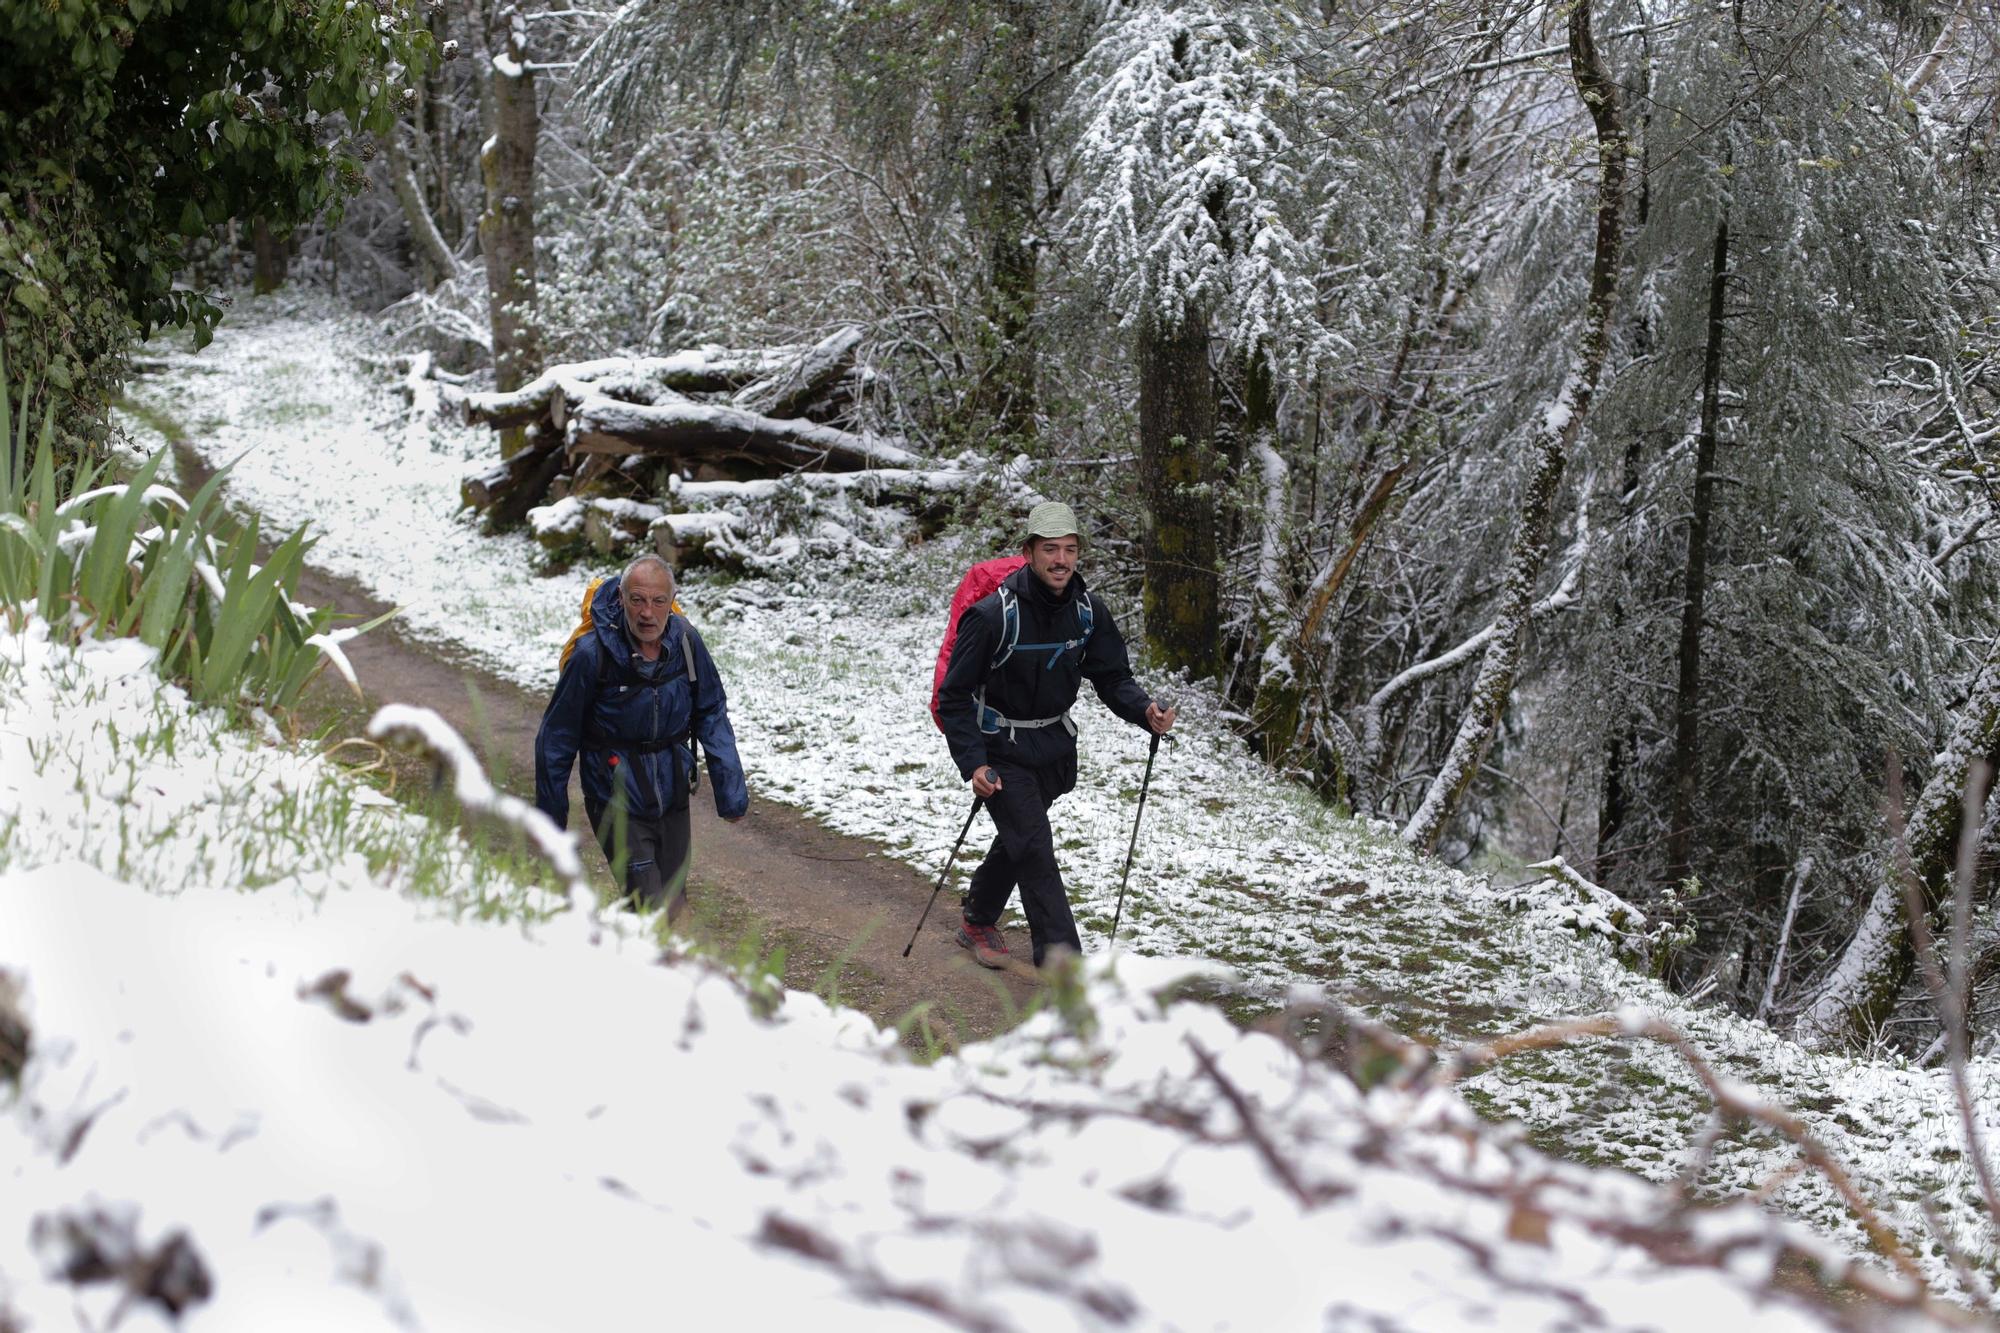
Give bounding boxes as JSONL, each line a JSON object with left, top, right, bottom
{"left": 647, "top": 675, "right": 662, "bottom": 815}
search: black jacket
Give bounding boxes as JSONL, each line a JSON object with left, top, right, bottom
{"left": 938, "top": 564, "right": 1153, "bottom": 779}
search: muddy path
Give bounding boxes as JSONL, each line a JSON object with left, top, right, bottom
{"left": 168, "top": 442, "right": 1040, "bottom": 1054}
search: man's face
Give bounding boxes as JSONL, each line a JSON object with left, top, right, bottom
{"left": 621, "top": 563, "right": 675, "bottom": 648}
{"left": 1025, "top": 535, "right": 1080, "bottom": 595}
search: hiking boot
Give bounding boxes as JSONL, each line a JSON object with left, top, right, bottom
{"left": 956, "top": 917, "right": 1010, "bottom": 970}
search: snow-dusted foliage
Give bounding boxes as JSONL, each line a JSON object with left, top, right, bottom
{"left": 285, "top": 0, "right": 2000, "bottom": 1051}
{"left": 1559, "top": 0, "right": 1999, "bottom": 1018}
{"left": 1060, "top": 0, "right": 1338, "bottom": 368}
{"left": 113, "top": 297, "right": 2000, "bottom": 1308}
{"left": 0, "top": 618, "right": 1958, "bottom": 1329}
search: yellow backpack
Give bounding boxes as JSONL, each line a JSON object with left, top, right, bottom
{"left": 559, "top": 576, "right": 685, "bottom": 674}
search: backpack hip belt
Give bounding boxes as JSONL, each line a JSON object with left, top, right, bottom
{"left": 974, "top": 687, "right": 1077, "bottom": 743}
{"left": 585, "top": 730, "right": 690, "bottom": 755}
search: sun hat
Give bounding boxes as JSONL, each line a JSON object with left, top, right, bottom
{"left": 1023, "top": 501, "right": 1081, "bottom": 541}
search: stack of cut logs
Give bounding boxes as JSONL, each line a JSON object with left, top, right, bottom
{"left": 458, "top": 326, "right": 917, "bottom": 534}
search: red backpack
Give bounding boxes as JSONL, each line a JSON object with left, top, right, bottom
{"left": 929, "top": 556, "right": 1025, "bottom": 731}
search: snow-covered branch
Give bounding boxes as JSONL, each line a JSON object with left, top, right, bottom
{"left": 366, "top": 704, "right": 592, "bottom": 914}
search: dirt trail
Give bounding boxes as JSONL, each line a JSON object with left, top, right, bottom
{"left": 167, "top": 443, "right": 1039, "bottom": 1053}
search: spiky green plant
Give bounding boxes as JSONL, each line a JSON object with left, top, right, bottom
{"left": 2, "top": 355, "right": 384, "bottom": 709}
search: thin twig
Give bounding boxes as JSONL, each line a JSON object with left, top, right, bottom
{"left": 1186, "top": 1037, "right": 1321, "bottom": 1210}
{"left": 1444, "top": 1012, "right": 1931, "bottom": 1290}
{"left": 1896, "top": 756, "right": 2000, "bottom": 1268}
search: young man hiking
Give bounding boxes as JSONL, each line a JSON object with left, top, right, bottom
{"left": 936, "top": 503, "right": 1177, "bottom": 969}
{"left": 535, "top": 553, "right": 748, "bottom": 920}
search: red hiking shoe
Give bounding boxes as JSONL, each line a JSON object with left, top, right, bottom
{"left": 956, "top": 917, "right": 1010, "bottom": 970}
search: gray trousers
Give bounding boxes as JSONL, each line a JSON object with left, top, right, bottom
{"left": 586, "top": 795, "right": 693, "bottom": 918}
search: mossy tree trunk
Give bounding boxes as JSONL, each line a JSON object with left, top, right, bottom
{"left": 963, "top": 0, "right": 1040, "bottom": 451}
{"left": 1137, "top": 310, "right": 1219, "bottom": 679}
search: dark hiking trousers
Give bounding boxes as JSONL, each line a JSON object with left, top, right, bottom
{"left": 962, "top": 758, "right": 1080, "bottom": 966}
{"left": 586, "top": 794, "right": 692, "bottom": 914}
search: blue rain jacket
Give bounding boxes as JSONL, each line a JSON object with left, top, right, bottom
{"left": 535, "top": 577, "right": 749, "bottom": 829}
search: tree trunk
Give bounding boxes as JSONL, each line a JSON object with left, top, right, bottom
{"left": 1795, "top": 640, "right": 2000, "bottom": 1049}
{"left": 1666, "top": 206, "right": 1731, "bottom": 884}
{"left": 479, "top": 1, "right": 541, "bottom": 415}
{"left": 1597, "top": 436, "right": 1646, "bottom": 881}
{"left": 1402, "top": 0, "right": 1627, "bottom": 853}
{"left": 1255, "top": 462, "right": 1403, "bottom": 783}
{"left": 1137, "top": 311, "right": 1219, "bottom": 679}
{"left": 965, "top": 0, "right": 1041, "bottom": 449}
{"left": 389, "top": 134, "right": 461, "bottom": 290}
{"left": 1249, "top": 431, "right": 1298, "bottom": 758}
{"left": 252, "top": 218, "right": 288, "bottom": 295}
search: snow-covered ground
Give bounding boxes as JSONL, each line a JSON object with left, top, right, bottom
{"left": 3, "top": 617, "right": 1881, "bottom": 1330}
{"left": 83, "top": 291, "right": 2000, "bottom": 1305}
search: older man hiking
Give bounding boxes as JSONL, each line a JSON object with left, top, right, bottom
{"left": 536, "top": 553, "right": 748, "bottom": 920}
{"left": 936, "top": 502, "right": 1177, "bottom": 969}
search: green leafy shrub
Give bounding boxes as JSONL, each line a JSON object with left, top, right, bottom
{"left": 1, "top": 367, "right": 385, "bottom": 709}
{"left": 0, "top": 0, "right": 433, "bottom": 459}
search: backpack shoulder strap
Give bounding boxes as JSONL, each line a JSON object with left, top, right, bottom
{"left": 674, "top": 614, "right": 699, "bottom": 686}
{"left": 673, "top": 613, "right": 704, "bottom": 796}
{"left": 990, "top": 585, "right": 1021, "bottom": 669}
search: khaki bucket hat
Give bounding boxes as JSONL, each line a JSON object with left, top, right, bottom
{"left": 1023, "top": 501, "right": 1081, "bottom": 541}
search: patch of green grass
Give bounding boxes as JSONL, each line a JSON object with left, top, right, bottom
{"left": 114, "top": 394, "right": 182, "bottom": 443}
{"left": 256, "top": 400, "right": 332, "bottom": 427}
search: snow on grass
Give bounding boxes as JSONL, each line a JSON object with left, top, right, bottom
{"left": 111, "top": 291, "right": 2000, "bottom": 1302}
{"left": 2, "top": 619, "right": 1863, "bottom": 1329}
{"left": 0, "top": 615, "right": 543, "bottom": 920}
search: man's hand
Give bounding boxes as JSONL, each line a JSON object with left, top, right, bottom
{"left": 1145, "top": 702, "right": 1178, "bottom": 735}
{"left": 971, "top": 766, "right": 1003, "bottom": 798}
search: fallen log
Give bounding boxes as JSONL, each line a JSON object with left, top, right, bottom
{"left": 527, "top": 496, "right": 745, "bottom": 567}
{"left": 584, "top": 502, "right": 655, "bottom": 555}
{"left": 463, "top": 343, "right": 847, "bottom": 431}
{"left": 731, "top": 325, "right": 864, "bottom": 421}
{"left": 671, "top": 468, "right": 977, "bottom": 529}
{"left": 649, "top": 511, "right": 743, "bottom": 568}
{"left": 671, "top": 466, "right": 979, "bottom": 506}
{"left": 567, "top": 395, "right": 917, "bottom": 472}
{"left": 461, "top": 432, "right": 561, "bottom": 511}
{"left": 465, "top": 358, "right": 632, "bottom": 430}
{"left": 530, "top": 495, "right": 662, "bottom": 554}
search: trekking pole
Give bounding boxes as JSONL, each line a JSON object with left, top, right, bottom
{"left": 903, "top": 795, "right": 984, "bottom": 957}
{"left": 1109, "top": 731, "right": 1163, "bottom": 945}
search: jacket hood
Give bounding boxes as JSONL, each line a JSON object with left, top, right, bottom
{"left": 591, "top": 575, "right": 634, "bottom": 665}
